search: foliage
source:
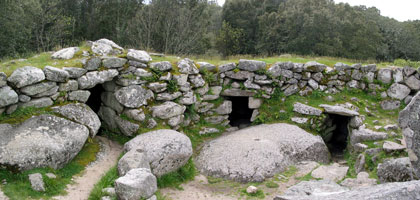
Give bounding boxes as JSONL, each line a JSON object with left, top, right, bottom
{"left": 88, "top": 165, "right": 119, "bottom": 200}
{"left": 0, "top": 139, "right": 100, "bottom": 200}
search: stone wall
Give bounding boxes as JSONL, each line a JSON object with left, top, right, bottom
{"left": 1, "top": 39, "right": 420, "bottom": 137}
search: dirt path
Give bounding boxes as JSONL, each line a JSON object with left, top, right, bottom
{"left": 0, "top": 188, "right": 8, "bottom": 200}
{"left": 54, "top": 136, "right": 123, "bottom": 200}
{"left": 161, "top": 161, "right": 320, "bottom": 200}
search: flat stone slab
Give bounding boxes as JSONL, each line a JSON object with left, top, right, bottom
{"left": 311, "top": 163, "right": 349, "bottom": 182}
{"left": 196, "top": 123, "right": 329, "bottom": 183}
{"left": 320, "top": 104, "right": 359, "bottom": 116}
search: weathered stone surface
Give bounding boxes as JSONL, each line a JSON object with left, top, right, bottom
{"left": 85, "top": 57, "right": 102, "bottom": 71}
{"left": 52, "top": 103, "right": 101, "bottom": 137}
{"left": 291, "top": 117, "right": 308, "bottom": 124}
{"left": 178, "top": 59, "right": 199, "bottom": 74}
{"left": 0, "top": 72, "right": 7, "bottom": 87}
{"left": 387, "top": 83, "right": 411, "bottom": 100}
{"left": 20, "top": 81, "right": 56, "bottom": 96}
{"left": 383, "top": 141, "right": 405, "bottom": 153}
{"left": 197, "top": 62, "right": 217, "bottom": 72}
{"left": 150, "top": 61, "right": 172, "bottom": 71}
{"left": 349, "top": 115, "right": 365, "bottom": 128}
{"left": 68, "top": 90, "right": 91, "bottom": 103}
{"left": 311, "top": 163, "right": 349, "bottom": 182}
{"left": 78, "top": 69, "right": 118, "bottom": 89}
{"left": 221, "top": 88, "right": 256, "bottom": 97}
{"left": 43, "top": 66, "right": 70, "bottom": 82}
{"left": 59, "top": 80, "right": 78, "bottom": 92}
{"left": 179, "top": 91, "right": 197, "bottom": 105}
{"left": 196, "top": 123, "right": 329, "bottom": 182}
{"left": 0, "top": 86, "right": 18, "bottom": 108}
{"left": 405, "top": 75, "right": 420, "bottom": 90}
{"left": 340, "top": 172, "right": 376, "bottom": 189}
{"left": 29, "top": 173, "right": 45, "bottom": 192}
{"left": 355, "top": 154, "right": 366, "bottom": 173}
{"left": 118, "top": 149, "right": 150, "bottom": 176}
{"left": 194, "top": 102, "right": 214, "bottom": 113}
{"left": 115, "top": 168, "right": 157, "bottom": 200}
{"left": 98, "top": 106, "right": 118, "bottom": 130}
{"left": 168, "top": 115, "right": 184, "bottom": 127}
{"left": 115, "top": 85, "right": 153, "bottom": 108}
{"left": 320, "top": 104, "right": 359, "bottom": 116}
{"left": 244, "top": 79, "right": 260, "bottom": 90}
{"left": 19, "top": 94, "right": 31, "bottom": 103}
{"left": 103, "top": 57, "right": 127, "bottom": 68}
{"left": 100, "top": 92, "right": 124, "bottom": 113}
{"left": 202, "top": 86, "right": 222, "bottom": 100}
{"left": 8, "top": 66, "right": 45, "bottom": 88}
{"left": 279, "top": 180, "right": 348, "bottom": 199}
{"left": 19, "top": 97, "right": 53, "bottom": 108}
{"left": 156, "top": 92, "right": 182, "bottom": 101}
{"left": 218, "top": 63, "right": 236, "bottom": 73}
{"left": 189, "top": 74, "right": 205, "bottom": 88}
{"left": 91, "top": 39, "right": 123, "bottom": 56}
{"left": 147, "top": 82, "right": 167, "bottom": 93}
{"left": 248, "top": 97, "right": 262, "bottom": 109}
{"left": 293, "top": 102, "right": 322, "bottom": 116}
{"left": 63, "top": 67, "right": 87, "bottom": 79}
{"left": 304, "top": 61, "right": 327, "bottom": 72}
{"left": 225, "top": 71, "right": 254, "bottom": 80}
{"left": 404, "top": 66, "right": 417, "bottom": 76}
{"left": 124, "top": 129, "right": 193, "bottom": 177}
{"left": 377, "top": 68, "right": 392, "bottom": 84}
{"left": 0, "top": 115, "right": 89, "bottom": 170}
{"left": 377, "top": 157, "right": 414, "bottom": 183}
{"left": 350, "top": 128, "right": 388, "bottom": 145}
{"left": 199, "top": 127, "right": 220, "bottom": 135}
{"left": 276, "top": 180, "right": 420, "bottom": 200}
{"left": 380, "top": 100, "right": 401, "bottom": 110}
{"left": 393, "top": 68, "right": 404, "bottom": 83}
{"left": 399, "top": 92, "right": 420, "bottom": 176}
{"left": 123, "top": 109, "right": 146, "bottom": 122}
{"left": 151, "top": 102, "right": 186, "bottom": 120}
{"left": 51, "top": 47, "right": 79, "bottom": 60}
{"left": 116, "top": 117, "right": 140, "bottom": 137}
{"left": 284, "top": 84, "right": 299, "bottom": 96}
{"left": 127, "top": 49, "right": 152, "bottom": 63}
{"left": 237, "top": 59, "right": 266, "bottom": 72}
{"left": 213, "top": 101, "right": 232, "bottom": 115}
{"left": 205, "top": 115, "right": 229, "bottom": 124}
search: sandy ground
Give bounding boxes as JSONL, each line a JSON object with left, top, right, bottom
{"left": 54, "top": 136, "right": 123, "bottom": 200}
{"left": 0, "top": 188, "right": 8, "bottom": 200}
{"left": 161, "top": 161, "right": 320, "bottom": 200}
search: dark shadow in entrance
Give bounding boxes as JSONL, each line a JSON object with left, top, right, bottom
{"left": 86, "top": 84, "right": 104, "bottom": 113}
{"left": 226, "top": 97, "right": 253, "bottom": 128}
{"left": 326, "top": 114, "right": 351, "bottom": 156}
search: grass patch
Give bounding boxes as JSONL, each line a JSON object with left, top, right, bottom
{"left": 265, "top": 181, "right": 279, "bottom": 188}
{"left": 88, "top": 165, "right": 119, "bottom": 200}
{"left": 157, "top": 159, "right": 197, "bottom": 189}
{"left": 240, "top": 188, "right": 265, "bottom": 199}
{"left": 0, "top": 106, "right": 54, "bottom": 124}
{"left": 0, "top": 138, "right": 100, "bottom": 200}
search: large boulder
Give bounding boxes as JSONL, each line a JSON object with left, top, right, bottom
{"left": 150, "top": 61, "right": 172, "bottom": 71}
{"left": 377, "top": 68, "right": 393, "bottom": 84}
{"left": 20, "top": 81, "right": 57, "bottom": 96}
{"left": 127, "top": 49, "right": 152, "bottom": 63}
{"left": 350, "top": 127, "right": 388, "bottom": 145}
{"left": 115, "top": 168, "right": 157, "bottom": 200}
{"left": 91, "top": 39, "right": 123, "bottom": 56}
{"left": 377, "top": 157, "right": 415, "bottom": 183}
{"left": 304, "top": 61, "right": 327, "bottom": 72}
{"left": 51, "top": 47, "right": 80, "bottom": 60}
{"left": 52, "top": 103, "right": 101, "bottom": 137}
{"left": 177, "top": 58, "right": 199, "bottom": 74}
{"left": 237, "top": 59, "right": 266, "bottom": 72}
{"left": 114, "top": 85, "right": 154, "bottom": 108}
{"left": 196, "top": 123, "right": 329, "bottom": 182}
{"left": 387, "top": 83, "right": 411, "bottom": 100}
{"left": 276, "top": 180, "right": 420, "bottom": 200}
{"left": 150, "top": 102, "right": 186, "bottom": 120}
{"left": 43, "top": 66, "right": 70, "bottom": 82}
{"left": 399, "top": 92, "right": 420, "bottom": 177}
{"left": 0, "top": 86, "right": 18, "bottom": 108}
{"left": 320, "top": 104, "right": 359, "bottom": 116}
{"left": 0, "top": 115, "right": 89, "bottom": 171}
{"left": 293, "top": 102, "right": 322, "bottom": 116}
{"left": 77, "top": 69, "right": 119, "bottom": 89}
{"left": 405, "top": 76, "right": 420, "bottom": 90}
{"left": 7, "top": 66, "right": 45, "bottom": 88}
{"left": 124, "top": 129, "right": 193, "bottom": 177}
{"left": 118, "top": 149, "right": 150, "bottom": 176}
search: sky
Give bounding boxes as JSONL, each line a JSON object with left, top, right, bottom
{"left": 216, "top": 0, "right": 420, "bottom": 22}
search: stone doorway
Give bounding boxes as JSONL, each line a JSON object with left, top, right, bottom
{"left": 323, "top": 114, "right": 351, "bottom": 156}
{"left": 86, "top": 84, "right": 105, "bottom": 113}
{"left": 226, "top": 97, "right": 254, "bottom": 129}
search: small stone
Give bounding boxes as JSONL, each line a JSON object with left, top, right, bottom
{"left": 383, "top": 141, "right": 405, "bottom": 153}
{"left": 311, "top": 163, "right": 349, "bottom": 182}
{"left": 46, "top": 173, "right": 56, "bottom": 179}
{"left": 51, "top": 47, "right": 79, "bottom": 60}
{"left": 127, "top": 49, "right": 152, "bottom": 63}
{"left": 246, "top": 186, "right": 258, "bottom": 194}
{"left": 29, "top": 173, "right": 45, "bottom": 192}
{"left": 102, "top": 187, "right": 116, "bottom": 196}
{"left": 68, "top": 90, "right": 91, "bottom": 103}
{"left": 291, "top": 117, "right": 308, "bottom": 124}
{"left": 249, "top": 97, "right": 262, "bottom": 109}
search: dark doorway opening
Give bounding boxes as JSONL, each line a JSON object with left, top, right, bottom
{"left": 227, "top": 97, "right": 253, "bottom": 128}
{"left": 325, "top": 114, "right": 350, "bottom": 156}
{"left": 86, "top": 84, "right": 104, "bottom": 113}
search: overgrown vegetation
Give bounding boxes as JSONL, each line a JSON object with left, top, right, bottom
{"left": 0, "top": 139, "right": 100, "bottom": 200}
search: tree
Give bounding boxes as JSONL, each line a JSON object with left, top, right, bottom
{"left": 216, "top": 21, "right": 243, "bottom": 57}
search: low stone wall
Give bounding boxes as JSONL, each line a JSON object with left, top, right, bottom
{"left": 1, "top": 39, "right": 419, "bottom": 137}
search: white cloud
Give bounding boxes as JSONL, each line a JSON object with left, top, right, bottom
{"left": 217, "top": 0, "right": 420, "bottom": 22}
